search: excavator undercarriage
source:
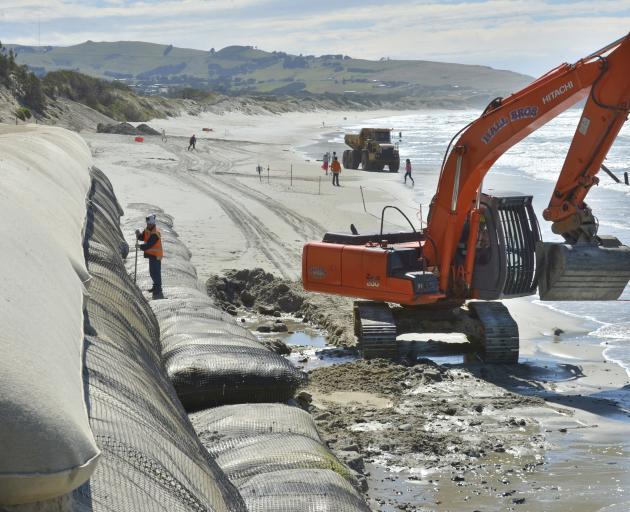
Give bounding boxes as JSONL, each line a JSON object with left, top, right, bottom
{"left": 305, "top": 194, "right": 630, "bottom": 364}
{"left": 353, "top": 300, "right": 520, "bottom": 363}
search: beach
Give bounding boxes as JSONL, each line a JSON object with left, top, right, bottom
{"left": 82, "top": 108, "right": 630, "bottom": 511}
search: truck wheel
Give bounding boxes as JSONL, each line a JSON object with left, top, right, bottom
{"left": 352, "top": 150, "right": 362, "bottom": 169}
{"left": 389, "top": 161, "right": 399, "bottom": 172}
{"left": 361, "top": 151, "right": 370, "bottom": 171}
{"left": 342, "top": 150, "right": 351, "bottom": 169}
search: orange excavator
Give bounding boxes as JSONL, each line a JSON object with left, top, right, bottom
{"left": 303, "top": 34, "right": 630, "bottom": 363}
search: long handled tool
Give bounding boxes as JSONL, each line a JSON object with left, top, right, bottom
{"left": 134, "top": 241, "right": 139, "bottom": 284}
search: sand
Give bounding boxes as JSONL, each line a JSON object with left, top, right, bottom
{"left": 82, "top": 109, "right": 630, "bottom": 511}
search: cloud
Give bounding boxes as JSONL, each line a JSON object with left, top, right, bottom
{"left": 2, "top": 0, "right": 629, "bottom": 75}
{"left": 0, "top": 0, "right": 269, "bottom": 22}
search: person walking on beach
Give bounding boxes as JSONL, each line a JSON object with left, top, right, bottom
{"left": 331, "top": 156, "right": 341, "bottom": 186}
{"left": 187, "top": 134, "right": 196, "bottom": 151}
{"left": 404, "top": 158, "right": 414, "bottom": 186}
{"left": 161, "top": 128, "right": 167, "bottom": 142}
{"left": 135, "top": 214, "right": 164, "bottom": 299}
{"left": 322, "top": 152, "right": 329, "bottom": 174}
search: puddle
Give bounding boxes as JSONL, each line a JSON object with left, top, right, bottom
{"left": 240, "top": 311, "right": 358, "bottom": 370}
{"left": 285, "top": 330, "right": 327, "bottom": 348}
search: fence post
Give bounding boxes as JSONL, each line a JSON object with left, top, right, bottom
{"left": 318, "top": 176, "right": 321, "bottom": 195}
{"left": 360, "top": 186, "right": 367, "bottom": 213}
{"left": 625, "top": 172, "right": 629, "bottom": 186}
{"left": 290, "top": 164, "right": 293, "bottom": 187}
{"left": 267, "top": 165, "right": 270, "bottom": 184}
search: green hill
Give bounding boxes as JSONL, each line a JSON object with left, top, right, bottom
{"left": 9, "top": 41, "right": 533, "bottom": 106}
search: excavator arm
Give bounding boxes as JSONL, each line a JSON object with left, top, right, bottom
{"left": 425, "top": 34, "right": 630, "bottom": 293}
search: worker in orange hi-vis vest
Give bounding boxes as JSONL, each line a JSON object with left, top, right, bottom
{"left": 135, "top": 214, "right": 164, "bottom": 299}
{"left": 331, "top": 156, "right": 341, "bottom": 186}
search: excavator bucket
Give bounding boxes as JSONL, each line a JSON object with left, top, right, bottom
{"left": 536, "top": 238, "right": 630, "bottom": 300}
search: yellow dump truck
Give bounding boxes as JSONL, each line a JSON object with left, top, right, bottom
{"left": 342, "top": 128, "right": 399, "bottom": 172}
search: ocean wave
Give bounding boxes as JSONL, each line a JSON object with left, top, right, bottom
{"left": 590, "top": 323, "right": 630, "bottom": 339}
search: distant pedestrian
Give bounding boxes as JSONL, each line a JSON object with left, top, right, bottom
{"left": 161, "top": 128, "right": 167, "bottom": 142}
{"left": 404, "top": 158, "right": 414, "bottom": 186}
{"left": 331, "top": 156, "right": 341, "bottom": 186}
{"left": 187, "top": 134, "right": 196, "bottom": 151}
{"left": 321, "top": 152, "right": 329, "bottom": 174}
{"left": 399, "top": 131, "right": 402, "bottom": 140}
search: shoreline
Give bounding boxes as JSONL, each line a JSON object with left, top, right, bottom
{"left": 83, "top": 108, "right": 630, "bottom": 511}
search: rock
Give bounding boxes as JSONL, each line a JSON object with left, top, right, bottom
{"left": 260, "top": 338, "right": 291, "bottom": 355}
{"left": 258, "top": 304, "right": 276, "bottom": 315}
{"left": 452, "top": 475, "right": 465, "bottom": 482}
{"left": 296, "top": 391, "right": 312, "bottom": 403}
{"left": 339, "top": 443, "right": 359, "bottom": 452}
{"left": 271, "top": 321, "right": 288, "bottom": 333}
{"left": 337, "top": 451, "right": 364, "bottom": 472}
{"left": 553, "top": 327, "right": 564, "bottom": 336}
{"left": 97, "top": 122, "right": 138, "bottom": 135}
{"left": 513, "top": 498, "right": 526, "bottom": 504}
{"left": 398, "top": 423, "right": 413, "bottom": 432}
{"left": 136, "top": 123, "right": 160, "bottom": 135}
{"left": 277, "top": 283, "right": 290, "bottom": 293}
{"left": 314, "top": 412, "right": 331, "bottom": 421}
{"left": 257, "top": 323, "right": 273, "bottom": 333}
{"left": 424, "top": 369, "right": 443, "bottom": 382}
{"left": 241, "top": 290, "right": 255, "bottom": 307}
{"left": 278, "top": 293, "right": 303, "bottom": 312}
{"left": 226, "top": 305, "right": 237, "bottom": 316}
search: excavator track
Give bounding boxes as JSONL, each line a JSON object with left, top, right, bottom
{"left": 468, "top": 302, "right": 519, "bottom": 364}
{"left": 354, "top": 301, "right": 398, "bottom": 359}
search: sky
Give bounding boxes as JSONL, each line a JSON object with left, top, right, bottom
{"left": 0, "top": 0, "right": 629, "bottom": 76}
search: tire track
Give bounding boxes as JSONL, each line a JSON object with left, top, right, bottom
{"left": 179, "top": 140, "right": 327, "bottom": 240}
{"left": 170, "top": 143, "right": 302, "bottom": 278}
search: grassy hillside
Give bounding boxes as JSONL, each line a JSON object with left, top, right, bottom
{"left": 10, "top": 41, "right": 533, "bottom": 106}
{"left": 42, "top": 70, "right": 165, "bottom": 121}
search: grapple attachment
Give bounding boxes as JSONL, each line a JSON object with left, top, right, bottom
{"left": 536, "top": 237, "right": 630, "bottom": 300}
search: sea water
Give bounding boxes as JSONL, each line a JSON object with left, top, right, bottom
{"left": 327, "top": 109, "right": 630, "bottom": 379}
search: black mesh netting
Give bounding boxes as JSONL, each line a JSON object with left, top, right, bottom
{"left": 72, "top": 168, "right": 246, "bottom": 511}
{"left": 75, "top": 173, "right": 369, "bottom": 511}
{"left": 121, "top": 205, "right": 307, "bottom": 412}
{"left": 190, "top": 405, "right": 371, "bottom": 512}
